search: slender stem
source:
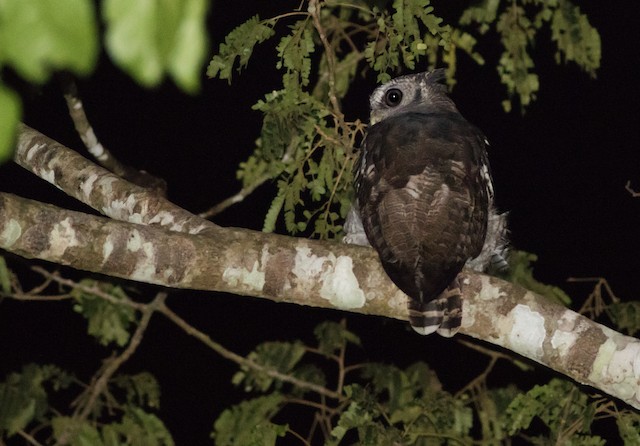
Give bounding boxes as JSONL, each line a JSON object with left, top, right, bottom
{"left": 198, "top": 174, "right": 271, "bottom": 219}
{"left": 73, "top": 293, "right": 165, "bottom": 421}
{"left": 158, "top": 302, "right": 342, "bottom": 400}
{"left": 310, "top": 0, "right": 342, "bottom": 114}
{"left": 17, "top": 430, "right": 44, "bottom": 446}
{"left": 32, "top": 267, "right": 145, "bottom": 311}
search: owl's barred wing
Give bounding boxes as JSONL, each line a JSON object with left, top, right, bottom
{"left": 357, "top": 113, "right": 489, "bottom": 300}
{"left": 355, "top": 111, "right": 492, "bottom": 336}
{"left": 352, "top": 69, "right": 504, "bottom": 336}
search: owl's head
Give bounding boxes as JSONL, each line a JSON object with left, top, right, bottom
{"left": 369, "top": 69, "right": 457, "bottom": 125}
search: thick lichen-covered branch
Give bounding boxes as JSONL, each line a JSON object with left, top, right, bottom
{"left": 1, "top": 191, "right": 639, "bottom": 410}
{"left": 14, "top": 124, "right": 216, "bottom": 236}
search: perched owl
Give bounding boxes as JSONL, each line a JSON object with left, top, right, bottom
{"left": 347, "top": 69, "right": 507, "bottom": 337}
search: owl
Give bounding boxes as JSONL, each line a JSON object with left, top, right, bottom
{"left": 347, "top": 69, "right": 507, "bottom": 336}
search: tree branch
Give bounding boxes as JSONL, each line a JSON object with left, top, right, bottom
{"left": 14, "top": 124, "right": 217, "bottom": 236}
{"left": 1, "top": 190, "right": 639, "bottom": 410}
{"left": 59, "top": 74, "right": 167, "bottom": 194}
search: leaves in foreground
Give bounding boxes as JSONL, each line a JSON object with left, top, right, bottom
{"left": 0, "top": 364, "right": 172, "bottom": 445}
{"left": 211, "top": 321, "right": 634, "bottom": 445}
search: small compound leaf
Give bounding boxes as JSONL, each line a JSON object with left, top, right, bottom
{"left": 71, "top": 280, "right": 137, "bottom": 347}
{"left": 207, "top": 15, "right": 275, "bottom": 82}
{"left": 211, "top": 394, "right": 285, "bottom": 446}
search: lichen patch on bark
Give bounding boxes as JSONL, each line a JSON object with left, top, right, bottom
{"left": 508, "top": 304, "right": 545, "bottom": 360}
{"left": 0, "top": 219, "right": 22, "bottom": 247}
{"left": 319, "top": 255, "right": 365, "bottom": 309}
{"left": 45, "top": 218, "right": 79, "bottom": 258}
{"left": 550, "top": 310, "right": 580, "bottom": 357}
{"left": 80, "top": 173, "right": 98, "bottom": 199}
{"left": 222, "top": 259, "right": 265, "bottom": 292}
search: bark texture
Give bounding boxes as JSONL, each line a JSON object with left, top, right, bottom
{"left": 1, "top": 125, "right": 639, "bottom": 410}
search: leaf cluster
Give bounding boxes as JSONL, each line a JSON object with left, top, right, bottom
{"left": 71, "top": 279, "right": 138, "bottom": 347}
{"left": 0, "top": 0, "right": 209, "bottom": 163}
{"left": 463, "top": 0, "right": 600, "bottom": 112}
{"left": 212, "top": 321, "right": 638, "bottom": 445}
{"left": 207, "top": 0, "right": 600, "bottom": 238}
{"left": 0, "top": 365, "right": 172, "bottom": 445}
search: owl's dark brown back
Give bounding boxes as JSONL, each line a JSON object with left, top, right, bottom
{"left": 355, "top": 70, "right": 493, "bottom": 336}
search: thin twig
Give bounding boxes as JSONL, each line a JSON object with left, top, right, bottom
{"left": 310, "top": 0, "right": 342, "bottom": 114}
{"left": 59, "top": 74, "right": 167, "bottom": 194}
{"left": 567, "top": 276, "right": 619, "bottom": 318}
{"left": 31, "top": 267, "right": 145, "bottom": 311}
{"left": 198, "top": 174, "right": 271, "bottom": 219}
{"left": 625, "top": 180, "right": 640, "bottom": 197}
{"left": 454, "top": 340, "right": 516, "bottom": 398}
{"left": 73, "top": 292, "right": 166, "bottom": 421}
{"left": 1, "top": 292, "right": 71, "bottom": 302}
{"left": 157, "top": 301, "right": 342, "bottom": 400}
{"left": 16, "top": 430, "right": 44, "bottom": 446}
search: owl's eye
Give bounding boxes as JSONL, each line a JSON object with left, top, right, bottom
{"left": 384, "top": 88, "right": 403, "bottom": 107}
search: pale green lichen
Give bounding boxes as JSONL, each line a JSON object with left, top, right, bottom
{"left": 46, "top": 218, "right": 79, "bottom": 257}
{"left": 591, "top": 336, "right": 640, "bottom": 403}
{"left": 477, "top": 275, "right": 506, "bottom": 301}
{"left": 222, "top": 260, "right": 265, "bottom": 291}
{"left": 80, "top": 173, "right": 98, "bottom": 199}
{"left": 508, "top": 304, "right": 545, "bottom": 360}
{"left": 319, "top": 255, "right": 365, "bottom": 309}
{"left": 550, "top": 310, "right": 579, "bottom": 357}
{"left": 0, "top": 219, "right": 22, "bottom": 247}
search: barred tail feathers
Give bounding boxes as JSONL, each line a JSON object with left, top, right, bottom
{"left": 408, "top": 284, "right": 462, "bottom": 337}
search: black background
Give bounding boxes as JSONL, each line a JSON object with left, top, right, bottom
{"left": 1, "top": 0, "right": 639, "bottom": 443}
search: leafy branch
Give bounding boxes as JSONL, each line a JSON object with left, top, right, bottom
{"left": 206, "top": 0, "right": 600, "bottom": 237}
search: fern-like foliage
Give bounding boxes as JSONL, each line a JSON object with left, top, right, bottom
{"left": 212, "top": 321, "right": 635, "bottom": 445}
{"left": 71, "top": 279, "right": 138, "bottom": 347}
{"left": 0, "top": 365, "right": 172, "bottom": 445}
{"left": 208, "top": 0, "right": 600, "bottom": 238}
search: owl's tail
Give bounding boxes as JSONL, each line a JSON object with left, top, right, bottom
{"left": 408, "top": 280, "right": 462, "bottom": 337}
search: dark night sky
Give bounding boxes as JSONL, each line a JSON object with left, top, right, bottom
{"left": 1, "top": 1, "right": 639, "bottom": 443}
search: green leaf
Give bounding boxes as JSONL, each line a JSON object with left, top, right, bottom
{"left": 460, "top": 0, "right": 500, "bottom": 31}
{"left": 0, "top": 364, "right": 72, "bottom": 437}
{"left": 207, "top": 15, "right": 275, "bottom": 82}
{"left": 0, "top": 255, "right": 13, "bottom": 294}
{"left": 51, "top": 417, "right": 104, "bottom": 446}
{"left": 314, "top": 321, "right": 361, "bottom": 356}
{"left": 503, "top": 378, "right": 595, "bottom": 439}
{"left": 496, "top": 5, "right": 539, "bottom": 112}
{"left": 0, "top": 85, "right": 21, "bottom": 164}
{"left": 165, "top": 0, "right": 209, "bottom": 93}
{"left": 551, "top": 0, "right": 600, "bottom": 77}
{"left": 607, "top": 301, "right": 640, "bottom": 336}
{"left": 52, "top": 417, "right": 103, "bottom": 446}
{"left": 233, "top": 341, "right": 306, "bottom": 393}
{"left": 276, "top": 21, "right": 314, "bottom": 87}
{"left": 101, "top": 407, "right": 174, "bottom": 446}
{"left": 71, "top": 280, "right": 137, "bottom": 347}
{"left": 0, "top": 0, "right": 98, "bottom": 83}
{"left": 211, "top": 394, "right": 285, "bottom": 446}
{"left": 262, "top": 187, "right": 285, "bottom": 233}
{"left": 112, "top": 372, "right": 162, "bottom": 409}
{"left": 330, "top": 400, "right": 374, "bottom": 442}
{"left": 103, "top": 0, "right": 209, "bottom": 92}
{"left": 617, "top": 412, "right": 640, "bottom": 446}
